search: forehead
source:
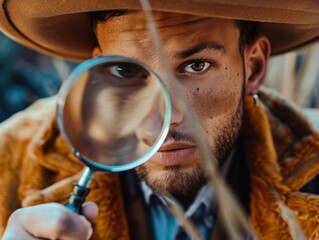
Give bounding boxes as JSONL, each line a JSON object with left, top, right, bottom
{"left": 95, "top": 11, "right": 239, "bottom": 56}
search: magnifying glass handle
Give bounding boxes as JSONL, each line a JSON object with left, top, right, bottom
{"left": 65, "top": 183, "right": 90, "bottom": 213}
{"left": 65, "top": 167, "right": 94, "bottom": 213}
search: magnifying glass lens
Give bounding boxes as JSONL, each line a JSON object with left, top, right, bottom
{"left": 58, "top": 57, "right": 171, "bottom": 171}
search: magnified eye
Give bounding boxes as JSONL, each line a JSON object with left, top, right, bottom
{"left": 182, "top": 61, "right": 211, "bottom": 74}
{"left": 111, "top": 65, "right": 140, "bottom": 78}
{"left": 97, "top": 62, "right": 149, "bottom": 88}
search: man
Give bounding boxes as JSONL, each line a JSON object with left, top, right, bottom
{"left": 1, "top": 1, "right": 319, "bottom": 239}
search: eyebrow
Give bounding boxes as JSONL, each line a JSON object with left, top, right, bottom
{"left": 174, "top": 41, "right": 226, "bottom": 59}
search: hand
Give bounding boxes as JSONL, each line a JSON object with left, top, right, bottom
{"left": 2, "top": 202, "right": 98, "bottom": 240}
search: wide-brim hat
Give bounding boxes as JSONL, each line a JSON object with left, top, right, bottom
{"left": 0, "top": 0, "right": 318, "bottom": 61}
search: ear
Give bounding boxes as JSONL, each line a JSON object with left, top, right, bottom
{"left": 244, "top": 35, "right": 271, "bottom": 95}
{"left": 92, "top": 46, "right": 102, "bottom": 57}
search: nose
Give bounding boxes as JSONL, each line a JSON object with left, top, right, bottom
{"left": 169, "top": 98, "right": 184, "bottom": 129}
{"left": 135, "top": 82, "right": 184, "bottom": 147}
{"left": 165, "top": 80, "right": 184, "bottom": 129}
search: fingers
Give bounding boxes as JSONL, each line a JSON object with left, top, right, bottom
{"left": 2, "top": 203, "right": 93, "bottom": 240}
{"left": 82, "top": 201, "right": 99, "bottom": 222}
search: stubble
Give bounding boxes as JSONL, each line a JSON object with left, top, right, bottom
{"left": 135, "top": 91, "right": 244, "bottom": 207}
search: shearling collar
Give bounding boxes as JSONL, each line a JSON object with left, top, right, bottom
{"left": 242, "top": 87, "right": 319, "bottom": 239}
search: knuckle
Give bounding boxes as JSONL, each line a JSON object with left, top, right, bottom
{"left": 5, "top": 203, "right": 84, "bottom": 239}
{"left": 32, "top": 203, "right": 72, "bottom": 238}
{"left": 7, "top": 208, "right": 24, "bottom": 223}
{"left": 49, "top": 208, "right": 72, "bottom": 236}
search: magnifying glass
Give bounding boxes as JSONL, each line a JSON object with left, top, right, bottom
{"left": 56, "top": 55, "right": 171, "bottom": 213}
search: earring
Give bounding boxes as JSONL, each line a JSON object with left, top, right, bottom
{"left": 251, "top": 93, "right": 259, "bottom": 107}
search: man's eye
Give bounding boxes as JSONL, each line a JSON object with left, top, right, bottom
{"left": 103, "top": 63, "right": 149, "bottom": 88}
{"left": 110, "top": 65, "right": 141, "bottom": 78}
{"left": 182, "top": 61, "right": 211, "bottom": 74}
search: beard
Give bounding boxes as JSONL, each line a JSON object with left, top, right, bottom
{"left": 135, "top": 89, "right": 244, "bottom": 207}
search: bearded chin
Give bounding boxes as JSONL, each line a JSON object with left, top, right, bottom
{"left": 136, "top": 164, "right": 207, "bottom": 208}
{"left": 135, "top": 96, "right": 243, "bottom": 207}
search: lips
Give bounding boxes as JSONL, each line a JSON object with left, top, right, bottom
{"left": 149, "top": 141, "right": 196, "bottom": 166}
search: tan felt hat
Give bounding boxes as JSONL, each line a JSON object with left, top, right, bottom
{"left": 0, "top": 0, "right": 318, "bottom": 61}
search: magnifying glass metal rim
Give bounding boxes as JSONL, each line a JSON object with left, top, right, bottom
{"left": 56, "top": 55, "right": 172, "bottom": 172}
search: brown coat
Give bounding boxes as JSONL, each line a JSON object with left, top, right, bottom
{"left": 0, "top": 89, "right": 319, "bottom": 239}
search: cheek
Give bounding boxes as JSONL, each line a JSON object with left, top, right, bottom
{"left": 186, "top": 73, "right": 243, "bottom": 123}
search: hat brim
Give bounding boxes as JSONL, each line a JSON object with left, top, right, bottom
{"left": 1, "top": 0, "right": 319, "bottom": 61}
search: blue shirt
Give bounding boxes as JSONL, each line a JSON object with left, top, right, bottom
{"left": 139, "top": 149, "right": 235, "bottom": 240}
{"left": 140, "top": 181, "right": 215, "bottom": 240}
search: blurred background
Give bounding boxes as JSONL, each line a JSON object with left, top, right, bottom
{"left": 266, "top": 43, "right": 319, "bottom": 109}
{"left": 0, "top": 32, "right": 318, "bottom": 125}
{"left": 0, "top": 32, "right": 75, "bottom": 122}
{"left": 264, "top": 41, "right": 319, "bottom": 129}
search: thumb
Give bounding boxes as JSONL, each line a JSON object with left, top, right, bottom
{"left": 82, "top": 201, "right": 99, "bottom": 222}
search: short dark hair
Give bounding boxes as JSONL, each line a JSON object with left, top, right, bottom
{"left": 235, "top": 20, "right": 258, "bottom": 59}
{"left": 91, "top": 10, "right": 129, "bottom": 27}
{"left": 90, "top": 10, "right": 257, "bottom": 59}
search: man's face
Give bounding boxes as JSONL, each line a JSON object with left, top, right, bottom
{"left": 95, "top": 11, "right": 245, "bottom": 204}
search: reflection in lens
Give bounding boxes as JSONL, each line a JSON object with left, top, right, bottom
{"left": 58, "top": 56, "right": 171, "bottom": 171}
